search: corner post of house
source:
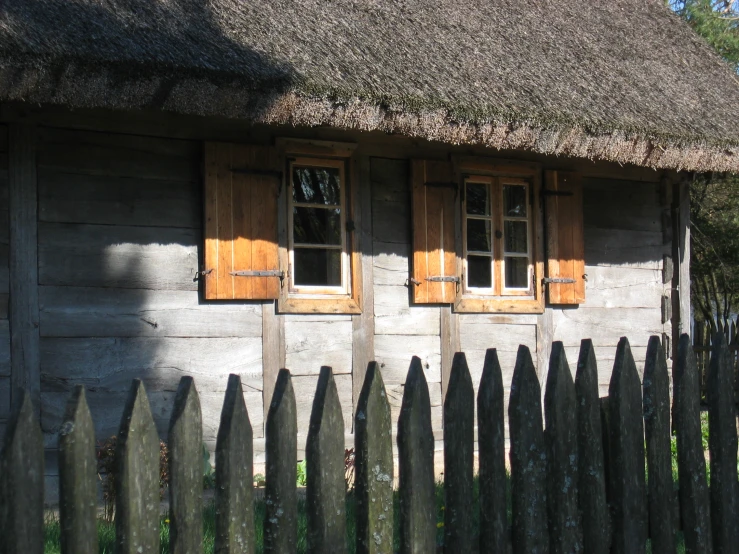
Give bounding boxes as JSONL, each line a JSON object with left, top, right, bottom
{"left": 8, "top": 123, "right": 40, "bottom": 413}
{"left": 671, "top": 173, "right": 691, "bottom": 358}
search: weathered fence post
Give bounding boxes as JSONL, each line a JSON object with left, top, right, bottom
{"left": 707, "top": 332, "right": 739, "bottom": 553}
{"left": 477, "top": 348, "right": 509, "bottom": 554}
{"left": 0, "top": 390, "right": 43, "bottom": 554}
{"left": 608, "top": 337, "right": 647, "bottom": 554}
{"left": 306, "top": 366, "right": 347, "bottom": 554}
{"left": 443, "top": 353, "right": 474, "bottom": 553}
{"left": 642, "top": 336, "right": 676, "bottom": 554}
{"left": 544, "top": 342, "right": 582, "bottom": 553}
{"left": 672, "top": 334, "right": 712, "bottom": 554}
{"left": 215, "top": 374, "right": 255, "bottom": 554}
{"left": 115, "top": 379, "right": 160, "bottom": 554}
{"left": 264, "top": 368, "right": 297, "bottom": 554}
{"left": 398, "top": 356, "right": 436, "bottom": 554}
{"left": 168, "top": 376, "right": 203, "bottom": 554}
{"left": 508, "top": 345, "right": 548, "bottom": 554}
{"left": 574, "top": 340, "right": 609, "bottom": 554}
{"left": 355, "top": 362, "right": 393, "bottom": 554}
{"left": 58, "top": 385, "right": 98, "bottom": 554}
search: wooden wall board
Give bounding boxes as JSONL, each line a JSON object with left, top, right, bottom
{"left": 583, "top": 266, "right": 664, "bottom": 309}
{"left": 40, "top": 337, "right": 262, "bottom": 382}
{"left": 37, "top": 128, "right": 199, "bottom": 182}
{"left": 284, "top": 318, "right": 353, "bottom": 376}
{"left": 38, "top": 170, "right": 200, "bottom": 229}
{"left": 582, "top": 179, "right": 661, "bottom": 233}
{"left": 374, "top": 334, "right": 441, "bottom": 385}
{"left": 374, "top": 285, "right": 440, "bottom": 336}
{"left": 584, "top": 228, "right": 664, "bottom": 269}
{"left": 39, "top": 286, "right": 262, "bottom": 338}
{"left": 551, "top": 307, "right": 662, "bottom": 348}
{"left": 385, "top": 381, "right": 443, "bottom": 434}
{"left": 38, "top": 222, "right": 199, "bottom": 291}
{"left": 372, "top": 241, "right": 410, "bottom": 286}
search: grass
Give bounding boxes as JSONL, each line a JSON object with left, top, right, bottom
{"left": 42, "top": 477, "right": 686, "bottom": 553}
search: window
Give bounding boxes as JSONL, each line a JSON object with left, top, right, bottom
{"left": 463, "top": 177, "right": 534, "bottom": 296}
{"left": 202, "top": 139, "right": 361, "bottom": 314}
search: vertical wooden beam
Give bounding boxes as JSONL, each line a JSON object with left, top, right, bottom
{"left": 262, "top": 300, "right": 285, "bottom": 433}
{"left": 440, "top": 304, "right": 459, "bottom": 400}
{"left": 352, "top": 155, "right": 374, "bottom": 418}
{"left": 536, "top": 307, "right": 553, "bottom": 380}
{"left": 672, "top": 175, "right": 690, "bottom": 358}
{"left": 8, "top": 124, "right": 39, "bottom": 410}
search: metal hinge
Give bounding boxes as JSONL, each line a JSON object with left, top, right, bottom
{"left": 542, "top": 277, "right": 577, "bottom": 284}
{"left": 426, "top": 276, "right": 460, "bottom": 283}
{"left": 230, "top": 270, "right": 285, "bottom": 279}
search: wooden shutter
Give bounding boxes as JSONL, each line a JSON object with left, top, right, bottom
{"left": 204, "top": 143, "right": 280, "bottom": 300}
{"left": 411, "top": 159, "right": 457, "bottom": 303}
{"left": 544, "top": 170, "right": 585, "bottom": 304}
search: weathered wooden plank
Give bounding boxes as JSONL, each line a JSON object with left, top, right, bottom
{"left": 582, "top": 179, "right": 661, "bottom": 233}
{"left": 1, "top": 390, "right": 44, "bottom": 554}
{"left": 264, "top": 369, "right": 298, "bottom": 554}
{"left": 374, "top": 335, "right": 441, "bottom": 384}
{"left": 707, "top": 333, "right": 739, "bottom": 553}
{"left": 355, "top": 362, "right": 394, "bottom": 554}
{"left": 0, "top": 376, "right": 9, "bottom": 420}
{"left": 168, "top": 377, "right": 203, "bottom": 554}
{"left": 353, "top": 155, "right": 375, "bottom": 417}
{"left": 371, "top": 158, "right": 409, "bottom": 248}
{"left": 477, "top": 349, "right": 508, "bottom": 553}
{"left": 584, "top": 228, "right": 664, "bottom": 269}
{"left": 372, "top": 241, "right": 410, "bottom": 286}
{"left": 676, "top": 180, "right": 691, "bottom": 343}
{"left": 459, "top": 322, "right": 538, "bottom": 353}
{"left": 38, "top": 170, "right": 200, "bottom": 228}
{"left": 552, "top": 307, "right": 663, "bottom": 347}
{"left": 216, "top": 374, "right": 255, "bottom": 554}
{"left": 373, "top": 200, "right": 409, "bottom": 245}
{"left": 39, "top": 286, "right": 262, "bottom": 338}
{"left": 374, "top": 285, "right": 440, "bottom": 336}
{"left": 672, "top": 334, "right": 712, "bottom": 554}
{"left": 38, "top": 128, "right": 199, "bottom": 182}
{"left": 508, "top": 345, "right": 548, "bottom": 554}
{"left": 642, "top": 336, "right": 676, "bottom": 554}
{"left": 262, "top": 301, "right": 284, "bottom": 433}
{"left": 58, "top": 385, "right": 98, "bottom": 554}
{"left": 9, "top": 124, "right": 40, "bottom": 410}
{"left": 115, "top": 380, "right": 160, "bottom": 554}
{"left": 284, "top": 318, "right": 353, "bottom": 376}
{"left": 371, "top": 157, "right": 409, "bottom": 202}
{"left": 397, "top": 356, "right": 436, "bottom": 554}
{"left": 292, "top": 374, "right": 354, "bottom": 439}
{"left": 443, "top": 353, "right": 474, "bottom": 553}
{"left": 608, "top": 337, "right": 647, "bottom": 554}
{"left": 0, "top": 321, "right": 8, "bottom": 377}
{"left": 583, "top": 266, "right": 664, "bottom": 309}
{"left": 38, "top": 222, "right": 199, "bottom": 290}
{"left": 440, "top": 306, "right": 459, "bottom": 400}
{"left": 544, "top": 342, "right": 582, "bottom": 553}
{"left": 574, "top": 340, "right": 609, "bottom": 554}
{"left": 306, "top": 367, "right": 347, "bottom": 553}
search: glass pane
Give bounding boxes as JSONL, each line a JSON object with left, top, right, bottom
{"left": 505, "top": 257, "right": 529, "bottom": 288}
{"left": 466, "top": 183, "right": 489, "bottom": 215}
{"left": 504, "top": 221, "right": 528, "bottom": 253}
{"left": 467, "top": 219, "right": 492, "bottom": 253}
{"left": 467, "top": 255, "right": 492, "bottom": 288}
{"left": 294, "top": 248, "right": 342, "bottom": 286}
{"left": 503, "top": 185, "right": 527, "bottom": 217}
{"left": 292, "top": 166, "right": 341, "bottom": 205}
{"left": 293, "top": 207, "right": 341, "bottom": 245}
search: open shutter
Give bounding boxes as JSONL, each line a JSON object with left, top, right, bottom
{"left": 411, "top": 159, "right": 457, "bottom": 304}
{"left": 204, "top": 143, "right": 280, "bottom": 300}
{"left": 544, "top": 170, "right": 585, "bottom": 304}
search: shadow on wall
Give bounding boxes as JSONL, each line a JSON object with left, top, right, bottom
{"left": 18, "top": 0, "right": 298, "bottom": 465}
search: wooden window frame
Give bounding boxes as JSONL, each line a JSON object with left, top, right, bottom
{"left": 454, "top": 159, "right": 545, "bottom": 314}
{"left": 277, "top": 139, "right": 362, "bottom": 314}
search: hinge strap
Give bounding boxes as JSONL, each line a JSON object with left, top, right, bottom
{"left": 230, "top": 270, "right": 285, "bottom": 278}
{"left": 542, "top": 277, "right": 577, "bottom": 284}
{"left": 426, "top": 275, "right": 460, "bottom": 283}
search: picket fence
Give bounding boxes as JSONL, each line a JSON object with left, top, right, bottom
{"left": 693, "top": 319, "right": 739, "bottom": 403}
{"left": 0, "top": 334, "right": 735, "bottom": 554}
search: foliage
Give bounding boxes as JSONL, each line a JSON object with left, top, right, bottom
{"left": 689, "top": 172, "right": 739, "bottom": 331}
{"left": 202, "top": 444, "right": 215, "bottom": 490}
{"left": 344, "top": 447, "right": 356, "bottom": 491}
{"left": 296, "top": 459, "right": 308, "bottom": 487}
{"left": 669, "top": 0, "right": 739, "bottom": 72}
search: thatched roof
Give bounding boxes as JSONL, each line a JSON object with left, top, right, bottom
{"left": 1, "top": 0, "right": 738, "bottom": 172}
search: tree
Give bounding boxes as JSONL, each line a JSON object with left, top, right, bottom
{"left": 669, "top": 1, "right": 739, "bottom": 332}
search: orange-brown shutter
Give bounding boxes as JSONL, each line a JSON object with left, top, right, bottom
{"left": 545, "top": 170, "right": 585, "bottom": 304}
{"left": 204, "top": 142, "right": 280, "bottom": 300}
{"left": 411, "top": 159, "right": 457, "bottom": 304}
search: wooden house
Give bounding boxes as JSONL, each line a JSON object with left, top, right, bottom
{"left": 0, "top": 0, "right": 737, "bottom": 495}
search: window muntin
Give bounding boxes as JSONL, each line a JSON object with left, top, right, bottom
{"left": 463, "top": 176, "right": 533, "bottom": 296}
{"left": 288, "top": 158, "right": 349, "bottom": 295}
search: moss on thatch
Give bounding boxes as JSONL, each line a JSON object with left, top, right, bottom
{"left": 1, "top": 0, "right": 738, "bottom": 171}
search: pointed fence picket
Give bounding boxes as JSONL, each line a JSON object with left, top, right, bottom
{"left": 3, "top": 334, "right": 739, "bottom": 554}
